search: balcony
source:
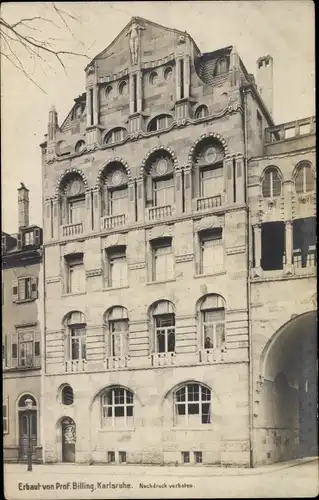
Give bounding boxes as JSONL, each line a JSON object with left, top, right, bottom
{"left": 65, "top": 359, "right": 87, "bottom": 372}
{"left": 198, "top": 348, "right": 225, "bottom": 364}
{"left": 101, "top": 214, "right": 127, "bottom": 230}
{"left": 292, "top": 248, "right": 316, "bottom": 273}
{"left": 62, "top": 223, "right": 83, "bottom": 238}
{"left": 265, "top": 116, "right": 316, "bottom": 155}
{"left": 150, "top": 352, "right": 176, "bottom": 367}
{"left": 147, "top": 205, "right": 173, "bottom": 221}
{"left": 195, "top": 195, "right": 222, "bottom": 211}
{"left": 104, "top": 356, "right": 129, "bottom": 370}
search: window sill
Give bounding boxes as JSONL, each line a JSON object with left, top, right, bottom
{"left": 168, "top": 427, "right": 213, "bottom": 431}
{"left": 62, "top": 291, "right": 86, "bottom": 297}
{"left": 3, "top": 365, "right": 41, "bottom": 372}
{"left": 194, "top": 271, "right": 226, "bottom": 279}
{"left": 102, "top": 285, "right": 129, "bottom": 292}
{"left": 15, "top": 298, "right": 36, "bottom": 304}
{"left": 98, "top": 427, "right": 135, "bottom": 433}
{"left": 146, "top": 279, "right": 176, "bottom": 286}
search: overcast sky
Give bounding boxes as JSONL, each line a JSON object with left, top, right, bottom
{"left": 1, "top": 1, "right": 315, "bottom": 233}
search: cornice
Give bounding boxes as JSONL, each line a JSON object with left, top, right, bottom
{"left": 249, "top": 146, "right": 316, "bottom": 162}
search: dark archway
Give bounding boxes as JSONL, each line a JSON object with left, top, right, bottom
{"left": 258, "top": 311, "right": 317, "bottom": 464}
{"left": 61, "top": 417, "right": 76, "bottom": 463}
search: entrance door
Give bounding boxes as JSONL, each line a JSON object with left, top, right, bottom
{"left": 19, "top": 411, "right": 37, "bottom": 460}
{"left": 62, "top": 418, "right": 76, "bottom": 463}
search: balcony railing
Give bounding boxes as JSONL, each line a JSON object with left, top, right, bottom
{"left": 104, "top": 356, "right": 129, "bottom": 370}
{"left": 150, "top": 352, "right": 176, "bottom": 367}
{"left": 147, "top": 205, "right": 173, "bottom": 221}
{"left": 101, "top": 214, "right": 127, "bottom": 230}
{"left": 265, "top": 116, "right": 316, "bottom": 144}
{"left": 198, "top": 348, "right": 225, "bottom": 364}
{"left": 65, "top": 359, "right": 87, "bottom": 372}
{"left": 196, "top": 195, "right": 222, "bottom": 211}
{"left": 62, "top": 222, "right": 83, "bottom": 237}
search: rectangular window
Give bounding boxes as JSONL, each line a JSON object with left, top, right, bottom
{"left": 90, "top": 88, "right": 94, "bottom": 126}
{"left": 155, "top": 314, "right": 175, "bottom": 353}
{"left": 119, "top": 451, "right": 127, "bottom": 464}
{"left": 108, "top": 451, "right": 115, "bottom": 464}
{"left": 180, "top": 59, "right": 184, "bottom": 99}
{"left": 17, "top": 277, "right": 37, "bottom": 301}
{"left": 153, "top": 177, "right": 174, "bottom": 206}
{"left": 3, "top": 400, "right": 8, "bottom": 434}
{"left": 152, "top": 238, "right": 174, "bottom": 282}
{"left": 24, "top": 231, "right": 34, "bottom": 246}
{"left": 194, "top": 451, "right": 202, "bottom": 464}
{"left": 107, "top": 247, "right": 127, "bottom": 288}
{"left": 261, "top": 222, "right": 285, "bottom": 271}
{"left": 110, "top": 319, "right": 128, "bottom": 357}
{"left": 292, "top": 217, "right": 316, "bottom": 268}
{"left": 200, "top": 229, "right": 224, "bottom": 275}
{"left": 70, "top": 326, "right": 86, "bottom": 360}
{"left": 200, "top": 165, "right": 224, "bottom": 198}
{"left": 67, "top": 255, "right": 85, "bottom": 294}
{"left": 182, "top": 451, "right": 190, "bottom": 464}
{"left": 68, "top": 198, "right": 85, "bottom": 224}
{"left": 203, "top": 309, "right": 225, "bottom": 349}
{"left": 109, "top": 187, "right": 129, "bottom": 216}
{"left": 257, "top": 110, "right": 263, "bottom": 138}
{"left": 133, "top": 74, "right": 137, "bottom": 113}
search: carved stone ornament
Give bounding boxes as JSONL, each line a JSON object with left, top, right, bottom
{"left": 267, "top": 198, "right": 276, "bottom": 208}
{"left": 178, "top": 35, "right": 186, "bottom": 45}
{"left": 87, "top": 65, "right": 95, "bottom": 75}
{"left": 149, "top": 224, "right": 171, "bottom": 240}
{"left": 127, "top": 21, "right": 145, "bottom": 66}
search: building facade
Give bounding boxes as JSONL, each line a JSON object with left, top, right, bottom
{"left": 2, "top": 185, "right": 43, "bottom": 463}
{"left": 40, "top": 17, "right": 317, "bottom": 466}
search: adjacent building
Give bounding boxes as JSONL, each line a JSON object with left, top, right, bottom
{"left": 2, "top": 185, "right": 43, "bottom": 463}
{"left": 39, "top": 17, "right": 316, "bottom": 466}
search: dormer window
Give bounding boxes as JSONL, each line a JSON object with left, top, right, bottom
{"left": 104, "top": 128, "right": 128, "bottom": 146}
{"left": 215, "top": 57, "right": 229, "bottom": 76}
{"left": 148, "top": 114, "right": 173, "bottom": 133}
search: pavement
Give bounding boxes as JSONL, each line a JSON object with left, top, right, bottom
{"left": 4, "top": 457, "right": 319, "bottom": 499}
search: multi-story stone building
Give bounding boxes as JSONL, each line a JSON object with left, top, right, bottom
{"left": 40, "top": 17, "right": 317, "bottom": 467}
{"left": 2, "top": 185, "right": 43, "bottom": 463}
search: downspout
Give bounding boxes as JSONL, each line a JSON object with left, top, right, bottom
{"left": 243, "top": 87, "right": 254, "bottom": 468}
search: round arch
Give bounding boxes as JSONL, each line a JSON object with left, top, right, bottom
{"left": 187, "top": 132, "right": 229, "bottom": 168}
{"left": 291, "top": 160, "right": 316, "bottom": 182}
{"left": 140, "top": 146, "right": 178, "bottom": 178}
{"left": 95, "top": 157, "right": 132, "bottom": 188}
{"left": 55, "top": 168, "right": 89, "bottom": 196}
{"left": 161, "top": 379, "right": 212, "bottom": 405}
{"left": 89, "top": 384, "right": 139, "bottom": 411}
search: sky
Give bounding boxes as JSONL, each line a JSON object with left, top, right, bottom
{"left": 1, "top": 1, "right": 315, "bottom": 233}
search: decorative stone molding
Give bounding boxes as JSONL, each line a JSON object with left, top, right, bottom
{"left": 128, "top": 262, "right": 146, "bottom": 270}
{"left": 98, "top": 68, "right": 129, "bottom": 84}
{"left": 61, "top": 241, "right": 84, "bottom": 255}
{"left": 46, "top": 276, "right": 61, "bottom": 284}
{"left": 141, "top": 53, "right": 174, "bottom": 69}
{"left": 148, "top": 224, "right": 172, "bottom": 240}
{"left": 226, "top": 246, "right": 246, "bottom": 256}
{"left": 84, "top": 155, "right": 95, "bottom": 164}
{"left": 103, "top": 233, "right": 127, "bottom": 248}
{"left": 55, "top": 168, "right": 89, "bottom": 195}
{"left": 175, "top": 253, "right": 194, "bottom": 263}
{"left": 187, "top": 132, "right": 229, "bottom": 167}
{"left": 140, "top": 146, "right": 179, "bottom": 177}
{"left": 95, "top": 158, "right": 132, "bottom": 187}
{"left": 194, "top": 215, "right": 225, "bottom": 232}
{"left": 85, "top": 269, "right": 102, "bottom": 278}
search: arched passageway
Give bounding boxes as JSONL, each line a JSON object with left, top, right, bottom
{"left": 257, "top": 311, "right": 317, "bottom": 464}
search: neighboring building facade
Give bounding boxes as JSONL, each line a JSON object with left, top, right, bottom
{"left": 40, "top": 17, "right": 317, "bottom": 466}
{"left": 2, "top": 185, "right": 43, "bottom": 463}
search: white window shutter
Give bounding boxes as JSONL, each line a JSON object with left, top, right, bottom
{"left": 12, "top": 280, "right": 18, "bottom": 302}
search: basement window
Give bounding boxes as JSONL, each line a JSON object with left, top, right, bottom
{"left": 181, "top": 451, "right": 190, "bottom": 464}
{"left": 119, "top": 451, "right": 127, "bottom": 463}
{"left": 261, "top": 222, "right": 285, "bottom": 271}
{"left": 194, "top": 451, "right": 202, "bottom": 464}
{"left": 108, "top": 451, "right": 115, "bottom": 464}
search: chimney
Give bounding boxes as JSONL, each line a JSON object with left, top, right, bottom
{"left": 48, "top": 104, "right": 58, "bottom": 142}
{"left": 256, "top": 55, "right": 273, "bottom": 116}
{"left": 18, "top": 183, "right": 29, "bottom": 229}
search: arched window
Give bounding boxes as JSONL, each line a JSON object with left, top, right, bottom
{"left": 174, "top": 383, "right": 211, "bottom": 425}
{"left": 262, "top": 167, "right": 282, "bottom": 198}
{"left": 75, "top": 140, "right": 85, "bottom": 153}
{"left": 73, "top": 105, "right": 83, "bottom": 120}
{"left": 215, "top": 57, "right": 229, "bottom": 76}
{"left": 61, "top": 385, "right": 74, "bottom": 405}
{"left": 101, "top": 387, "right": 134, "bottom": 428}
{"left": 60, "top": 174, "right": 86, "bottom": 228}
{"left": 148, "top": 114, "right": 173, "bottom": 132}
{"left": 195, "top": 105, "right": 209, "bottom": 120}
{"left": 105, "top": 307, "right": 129, "bottom": 357}
{"left": 101, "top": 162, "right": 129, "bottom": 219}
{"left": 199, "top": 295, "right": 226, "bottom": 349}
{"left": 104, "top": 128, "right": 128, "bottom": 145}
{"left": 193, "top": 139, "right": 225, "bottom": 203}
{"left": 105, "top": 85, "right": 113, "bottom": 99}
{"left": 164, "top": 66, "right": 173, "bottom": 81}
{"left": 118, "top": 80, "right": 128, "bottom": 96}
{"left": 150, "top": 300, "right": 175, "bottom": 353}
{"left": 65, "top": 311, "right": 86, "bottom": 361}
{"left": 295, "top": 162, "right": 314, "bottom": 194}
{"left": 145, "top": 152, "right": 175, "bottom": 210}
{"left": 18, "top": 394, "right": 37, "bottom": 458}
{"left": 149, "top": 71, "right": 159, "bottom": 85}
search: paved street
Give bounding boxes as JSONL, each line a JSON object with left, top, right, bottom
{"left": 4, "top": 458, "right": 319, "bottom": 499}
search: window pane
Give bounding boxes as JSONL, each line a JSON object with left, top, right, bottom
{"left": 188, "top": 403, "right": 200, "bottom": 415}
{"left": 69, "top": 263, "right": 85, "bottom": 293}
{"left": 154, "top": 178, "right": 174, "bottom": 206}
{"left": 110, "top": 188, "right": 128, "bottom": 215}
{"left": 69, "top": 199, "right": 85, "bottom": 223}
{"left": 168, "top": 331, "right": 175, "bottom": 352}
{"left": 176, "top": 387, "right": 186, "bottom": 402}
{"left": 114, "top": 406, "right": 125, "bottom": 417}
{"left": 204, "top": 309, "right": 225, "bottom": 322}
{"left": 262, "top": 172, "right": 271, "bottom": 197}
{"left": 202, "top": 403, "right": 211, "bottom": 423}
{"left": 110, "top": 257, "right": 127, "bottom": 287}
{"left": 127, "top": 406, "right": 133, "bottom": 417}
{"left": 305, "top": 166, "right": 314, "bottom": 192}
{"left": 202, "top": 240, "right": 224, "bottom": 274}
{"left": 295, "top": 168, "right": 304, "bottom": 193}
{"left": 201, "top": 167, "right": 223, "bottom": 197}
{"left": 154, "top": 246, "right": 173, "bottom": 281}
{"left": 176, "top": 404, "right": 186, "bottom": 415}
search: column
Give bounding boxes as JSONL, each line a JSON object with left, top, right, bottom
{"left": 86, "top": 88, "right": 92, "bottom": 128}
{"left": 253, "top": 224, "right": 262, "bottom": 277}
{"left": 52, "top": 197, "right": 60, "bottom": 239}
{"left": 175, "top": 57, "right": 181, "bottom": 101}
{"left": 93, "top": 85, "right": 99, "bottom": 125}
{"left": 183, "top": 167, "right": 193, "bottom": 213}
{"left": 129, "top": 74, "right": 135, "bottom": 115}
{"left": 174, "top": 170, "right": 183, "bottom": 215}
{"left": 85, "top": 190, "right": 92, "bottom": 233}
{"left": 136, "top": 177, "right": 145, "bottom": 222}
{"left": 92, "top": 188, "right": 101, "bottom": 231}
{"left": 183, "top": 54, "right": 190, "bottom": 98}
{"left": 128, "top": 180, "right": 136, "bottom": 224}
{"left": 224, "top": 157, "right": 234, "bottom": 205}
{"left": 284, "top": 220, "right": 294, "bottom": 275}
{"left": 137, "top": 71, "right": 142, "bottom": 112}
{"left": 235, "top": 156, "right": 245, "bottom": 204}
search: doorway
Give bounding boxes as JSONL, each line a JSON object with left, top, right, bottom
{"left": 61, "top": 417, "right": 76, "bottom": 462}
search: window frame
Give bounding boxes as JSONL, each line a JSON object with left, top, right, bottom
{"left": 106, "top": 247, "right": 128, "bottom": 289}
{"left": 3, "top": 399, "right": 8, "bottom": 434}
{"left": 66, "top": 255, "right": 85, "bottom": 295}
{"left": 199, "top": 229, "right": 224, "bottom": 275}
{"left": 109, "top": 318, "right": 129, "bottom": 357}
{"left": 69, "top": 324, "right": 86, "bottom": 361}
{"left": 195, "top": 105, "right": 209, "bottom": 120}
{"left": 67, "top": 196, "right": 85, "bottom": 225}
{"left": 151, "top": 238, "right": 174, "bottom": 282}
{"left": 295, "top": 163, "right": 314, "bottom": 194}
{"left": 101, "top": 388, "right": 134, "bottom": 428}
{"left": 174, "top": 384, "right": 211, "bottom": 426}
{"left": 262, "top": 168, "right": 282, "bottom": 198}
{"left": 202, "top": 308, "right": 225, "bottom": 349}
{"left": 154, "top": 313, "right": 175, "bottom": 353}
